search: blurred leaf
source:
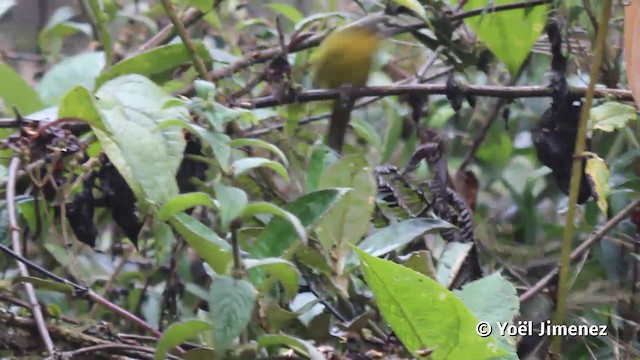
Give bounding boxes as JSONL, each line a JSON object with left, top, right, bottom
{"left": 436, "top": 242, "right": 473, "bottom": 288}
{"left": 258, "top": 334, "right": 325, "bottom": 360}
{"left": 404, "top": 250, "right": 438, "bottom": 279}
{"left": 38, "top": 52, "right": 105, "bottom": 107}
{"left": 209, "top": 275, "right": 256, "bottom": 354}
{"left": 0, "top": 63, "right": 44, "bottom": 115}
{"left": 316, "top": 155, "right": 376, "bottom": 249}
{"left": 39, "top": 6, "right": 93, "bottom": 56}
{"left": 169, "top": 213, "right": 232, "bottom": 274}
{"left": 355, "top": 248, "right": 507, "bottom": 360}
{"left": 188, "top": 0, "right": 214, "bottom": 12}
{"left": 157, "top": 119, "right": 231, "bottom": 172}
{"left": 625, "top": 1, "right": 640, "bottom": 108}
{"left": 265, "top": 3, "right": 304, "bottom": 24}
{"left": 456, "top": 0, "right": 548, "bottom": 76}
{"left": 476, "top": 130, "right": 513, "bottom": 169}
{"left": 242, "top": 202, "right": 307, "bottom": 246}
{"left": 57, "top": 86, "right": 105, "bottom": 130}
{"left": 245, "top": 258, "right": 300, "bottom": 300}
{"left": 306, "top": 143, "right": 337, "bottom": 192}
{"left": 390, "top": 0, "right": 428, "bottom": 21}
{"left": 213, "top": 182, "right": 248, "bottom": 231}
{"left": 454, "top": 273, "right": 519, "bottom": 356}
{"left": 231, "top": 157, "right": 289, "bottom": 182}
{"left": 12, "top": 276, "right": 74, "bottom": 295}
{"left": 155, "top": 319, "right": 210, "bottom": 360}
{"left": 585, "top": 152, "right": 610, "bottom": 216}
{"left": 183, "top": 348, "right": 217, "bottom": 360}
{"left": 251, "top": 188, "right": 349, "bottom": 258}
{"left": 159, "top": 192, "right": 218, "bottom": 220}
{"left": 356, "top": 218, "right": 455, "bottom": 260}
{"left": 93, "top": 75, "right": 187, "bottom": 207}
{"left": 589, "top": 102, "right": 637, "bottom": 132}
{"left": 0, "top": 0, "right": 15, "bottom": 18}
{"left": 229, "top": 138, "right": 289, "bottom": 166}
{"left": 96, "top": 43, "right": 212, "bottom": 88}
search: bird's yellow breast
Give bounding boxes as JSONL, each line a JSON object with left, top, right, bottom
{"left": 312, "top": 26, "right": 381, "bottom": 89}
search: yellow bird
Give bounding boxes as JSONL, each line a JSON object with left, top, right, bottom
{"left": 312, "top": 24, "right": 382, "bottom": 153}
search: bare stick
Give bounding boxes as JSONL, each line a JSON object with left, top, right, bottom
{"left": 7, "top": 157, "right": 55, "bottom": 354}
{"left": 520, "top": 197, "right": 640, "bottom": 303}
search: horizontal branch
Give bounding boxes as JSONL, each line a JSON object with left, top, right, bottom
{"left": 235, "top": 84, "right": 635, "bottom": 109}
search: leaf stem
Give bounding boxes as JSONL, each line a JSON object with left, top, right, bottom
{"left": 551, "top": 1, "right": 612, "bottom": 354}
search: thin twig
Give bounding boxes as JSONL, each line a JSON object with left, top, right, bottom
{"left": 160, "top": 0, "right": 212, "bottom": 82}
{"left": 7, "top": 157, "right": 55, "bottom": 354}
{"left": 135, "top": 8, "right": 205, "bottom": 54}
{"left": 551, "top": 1, "right": 612, "bottom": 354}
{"left": 238, "top": 84, "right": 634, "bottom": 109}
{"left": 520, "top": 197, "right": 640, "bottom": 303}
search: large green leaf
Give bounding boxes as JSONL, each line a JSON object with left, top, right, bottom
{"left": 355, "top": 249, "right": 507, "bottom": 360}
{"left": 38, "top": 51, "right": 105, "bottom": 106}
{"left": 93, "top": 74, "right": 187, "bottom": 206}
{"left": 213, "top": 182, "right": 248, "bottom": 231}
{"left": 0, "top": 62, "right": 44, "bottom": 115}
{"left": 456, "top": 0, "right": 548, "bottom": 76}
{"left": 208, "top": 275, "right": 256, "bottom": 354}
{"left": 96, "top": 43, "right": 212, "bottom": 88}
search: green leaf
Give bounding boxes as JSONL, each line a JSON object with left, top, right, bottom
{"left": 456, "top": 0, "right": 548, "bottom": 76}
{"left": 156, "top": 118, "right": 231, "bottom": 172}
{"left": 57, "top": 86, "right": 105, "bottom": 130}
{"left": 454, "top": 273, "right": 520, "bottom": 356}
{"left": 96, "top": 43, "right": 212, "bottom": 88}
{"left": 245, "top": 258, "right": 300, "bottom": 299}
{"left": 38, "top": 6, "right": 93, "bottom": 56}
{"left": 229, "top": 138, "right": 289, "bottom": 166}
{"left": 169, "top": 213, "right": 232, "bottom": 274}
{"left": 306, "top": 143, "right": 337, "bottom": 192}
{"left": 357, "top": 218, "right": 455, "bottom": 259}
{"left": 155, "top": 319, "right": 210, "bottom": 360}
{"left": 38, "top": 51, "right": 105, "bottom": 107}
{"left": 257, "top": 334, "right": 325, "bottom": 360}
{"left": 209, "top": 275, "right": 256, "bottom": 354}
{"left": 0, "top": 63, "right": 44, "bottom": 115}
{"left": 355, "top": 248, "right": 507, "bottom": 360}
{"left": 12, "top": 276, "right": 74, "bottom": 295}
{"left": 251, "top": 188, "right": 349, "bottom": 258}
{"left": 94, "top": 74, "right": 187, "bottom": 206}
{"left": 315, "top": 155, "right": 376, "bottom": 249}
{"left": 194, "top": 79, "right": 216, "bottom": 99}
{"left": 476, "top": 130, "right": 513, "bottom": 169}
{"left": 585, "top": 152, "right": 610, "bottom": 216}
{"left": 242, "top": 202, "right": 307, "bottom": 246}
{"left": 589, "top": 101, "right": 638, "bottom": 132}
{"left": 213, "top": 182, "right": 248, "bottom": 230}
{"left": 265, "top": 3, "right": 304, "bottom": 24}
{"left": 436, "top": 242, "right": 473, "bottom": 288}
{"left": 390, "top": 0, "right": 428, "bottom": 21}
{"left": 188, "top": 0, "right": 214, "bottom": 12}
{"left": 159, "top": 192, "right": 218, "bottom": 221}
{"left": 231, "top": 157, "right": 289, "bottom": 182}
